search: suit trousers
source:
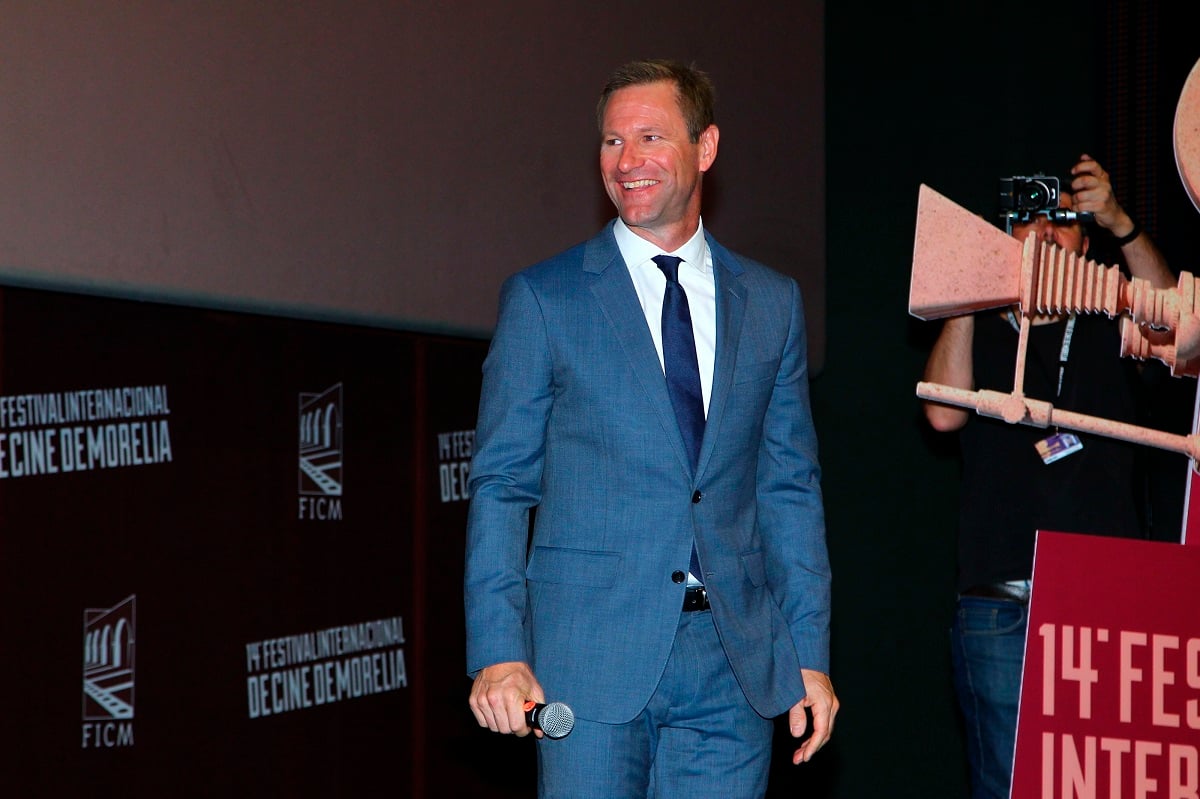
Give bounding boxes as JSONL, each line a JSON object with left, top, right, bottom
{"left": 536, "top": 608, "right": 774, "bottom": 799}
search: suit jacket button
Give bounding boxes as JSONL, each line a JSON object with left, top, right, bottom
{"left": 692, "top": 490, "right": 703, "bottom": 504}
{"left": 671, "top": 570, "right": 686, "bottom": 584}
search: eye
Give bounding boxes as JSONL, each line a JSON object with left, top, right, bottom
{"left": 602, "top": 137, "right": 623, "bottom": 147}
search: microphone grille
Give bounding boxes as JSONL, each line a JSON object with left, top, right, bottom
{"left": 539, "top": 701, "right": 575, "bottom": 739}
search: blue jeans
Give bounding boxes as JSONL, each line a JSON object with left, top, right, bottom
{"left": 950, "top": 596, "right": 1028, "bottom": 799}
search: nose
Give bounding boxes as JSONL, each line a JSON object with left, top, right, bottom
{"left": 1031, "top": 217, "right": 1056, "bottom": 242}
{"left": 617, "top": 141, "right": 643, "bottom": 173}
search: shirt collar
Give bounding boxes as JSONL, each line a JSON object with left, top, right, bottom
{"left": 613, "top": 218, "right": 710, "bottom": 276}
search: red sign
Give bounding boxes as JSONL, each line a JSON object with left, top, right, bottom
{"left": 1012, "top": 531, "right": 1200, "bottom": 798}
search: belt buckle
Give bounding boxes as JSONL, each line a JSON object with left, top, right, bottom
{"left": 999, "top": 579, "right": 1031, "bottom": 604}
{"left": 683, "top": 585, "right": 709, "bottom": 612}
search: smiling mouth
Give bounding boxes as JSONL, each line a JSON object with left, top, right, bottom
{"left": 621, "top": 179, "right": 659, "bottom": 189}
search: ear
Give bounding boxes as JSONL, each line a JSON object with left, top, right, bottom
{"left": 1081, "top": 234, "right": 1090, "bottom": 256}
{"left": 698, "top": 124, "right": 719, "bottom": 173}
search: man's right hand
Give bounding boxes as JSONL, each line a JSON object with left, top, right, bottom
{"left": 469, "top": 661, "right": 545, "bottom": 738}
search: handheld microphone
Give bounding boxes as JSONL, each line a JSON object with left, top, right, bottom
{"left": 523, "top": 700, "right": 575, "bottom": 739}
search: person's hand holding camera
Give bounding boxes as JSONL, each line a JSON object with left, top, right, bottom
{"left": 1069, "top": 153, "right": 1137, "bottom": 240}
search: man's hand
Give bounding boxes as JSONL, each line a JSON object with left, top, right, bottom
{"left": 788, "top": 669, "right": 839, "bottom": 764}
{"left": 469, "top": 661, "right": 545, "bottom": 738}
{"left": 1070, "top": 154, "right": 1135, "bottom": 237}
{"left": 1070, "top": 152, "right": 1174, "bottom": 286}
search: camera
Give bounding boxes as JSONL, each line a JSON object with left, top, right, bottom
{"left": 999, "top": 175, "right": 1059, "bottom": 214}
{"left": 997, "top": 174, "right": 1092, "bottom": 233}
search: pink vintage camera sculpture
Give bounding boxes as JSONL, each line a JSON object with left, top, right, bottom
{"left": 909, "top": 58, "right": 1200, "bottom": 460}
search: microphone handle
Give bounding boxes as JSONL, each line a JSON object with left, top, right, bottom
{"left": 523, "top": 700, "right": 575, "bottom": 739}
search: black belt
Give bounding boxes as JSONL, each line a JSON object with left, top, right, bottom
{"left": 682, "top": 585, "right": 710, "bottom": 612}
{"left": 962, "top": 581, "right": 1031, "bottom": 605}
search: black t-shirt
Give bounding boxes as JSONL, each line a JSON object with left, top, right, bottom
{"left": 956, "top": 312, "right": 1145, "bottom": 591}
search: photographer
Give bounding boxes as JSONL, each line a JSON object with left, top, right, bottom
{"left": 921, "top": 154, "right": 1174, "bottom": 799}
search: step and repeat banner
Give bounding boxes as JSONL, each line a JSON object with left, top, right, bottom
{"left": 0, "top": 286, "right": 530, "bottom": 795}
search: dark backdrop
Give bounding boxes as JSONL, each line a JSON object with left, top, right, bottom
{"left": 818, "top": 3, "right": 1199, "bottom": 796}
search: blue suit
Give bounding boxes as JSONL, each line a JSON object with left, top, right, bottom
{"left": 465, "top": 222, "right": 829, "bottom": 761}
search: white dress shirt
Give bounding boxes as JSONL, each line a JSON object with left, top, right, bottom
{"left": 612, "top": 218, "right": 716, "bottom": 416}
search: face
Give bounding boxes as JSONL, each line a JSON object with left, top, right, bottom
{"left": 599, "top": 81, "right": 718, "bottom": 251}
{"left": 1010, "top": 193, "right": 1089, "bottom": 256}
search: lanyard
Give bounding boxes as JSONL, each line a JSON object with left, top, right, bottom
{"left": 1007, "top": 309, "right": 1076, "bottom": 398}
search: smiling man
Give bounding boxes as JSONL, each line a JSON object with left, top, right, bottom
{"left": 598, "top": 77, "right": 717, "bottom": 251}
{"left": 465, "top": 59, "right": 837, "bottom": 798}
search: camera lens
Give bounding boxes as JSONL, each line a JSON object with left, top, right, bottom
{"left": 1016, "top": 179, "right": 1052, "bottom": 211}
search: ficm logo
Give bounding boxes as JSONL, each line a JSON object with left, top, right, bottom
{"left": 299, "top": 383, "right": 343, "bottom": 521}
{"left": 82, "top": 594, "right": 136, "bottom": 748}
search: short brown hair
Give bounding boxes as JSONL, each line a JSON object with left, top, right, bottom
{"left": 596, "top": 59, "right": 716, "bottom": 143}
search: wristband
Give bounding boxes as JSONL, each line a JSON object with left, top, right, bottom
{"left": 1113, "top": 220, "right": 1141, "bottom": 246}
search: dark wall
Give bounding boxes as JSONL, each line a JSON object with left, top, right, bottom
{"left": 0, "top": 1, "right": 825, "bottom": 365}
{"left": 817, "top": 3, "right": 1199, "bottom": 796}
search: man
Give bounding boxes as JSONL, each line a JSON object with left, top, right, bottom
{"left": 465, "top": 59, "right": 837, "bottom": 797}
{"left": 923, "top": 155, "right": 1174, "bottom": 799}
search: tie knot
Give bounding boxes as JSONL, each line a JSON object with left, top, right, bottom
{"left": 653, "top": 254, "right": 683, "bottom": 284}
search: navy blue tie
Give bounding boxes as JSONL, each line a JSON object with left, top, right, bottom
{"left": 653, "top": 254, "right": 705, "bottom": 582}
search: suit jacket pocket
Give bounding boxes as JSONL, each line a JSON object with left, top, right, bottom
{"left": 741, "top": 549, "right": 767, "bottom": 587}
{"left": 733, "top": 359, "right": 778, "bottom": 385}
{"left": 527, "top": 546, "right": 621, "bottom": 588}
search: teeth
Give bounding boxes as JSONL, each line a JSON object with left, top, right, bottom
{"left": 622, "top": 179, "right": 657, "bottom": 189}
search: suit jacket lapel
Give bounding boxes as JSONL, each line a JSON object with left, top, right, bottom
{"left": 698, "top": 236, "right": 747, "bottom": 480}
{"left": 584, "top": 227, "right": 694, "bottom": 475}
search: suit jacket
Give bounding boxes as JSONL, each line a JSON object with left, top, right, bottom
{"left": 465, "top": 222, "right": 829, "bottom": 723}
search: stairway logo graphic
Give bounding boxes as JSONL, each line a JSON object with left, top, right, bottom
{"left": 298, "top": 383, "right": 343, "bottom": 521}
{"left": 81, "top": 594, "right": 136, "bottom": 748}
